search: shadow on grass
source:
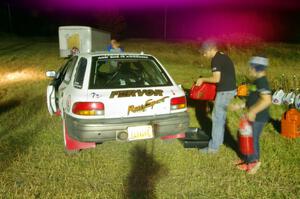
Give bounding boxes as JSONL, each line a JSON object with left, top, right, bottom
{"left": 224, "top": 126, "right": 242, "bottom": 158}
{"left": 0, "top": 99, "right": 21, "bottom": 115}
{"left": 194, "top": 100, "right": 213, "bottom": 137}
{"left": 0, "top": 95, "right": 44, "bottom": 172}
{"left": 269, "top": 118, "right": 281, "bottom": 133}
{"left": 124, "top": 142, "right": 167, "bottom": 199}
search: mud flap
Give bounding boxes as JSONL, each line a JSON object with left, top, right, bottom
{"left": 160, "top": 133, "right": 186, "bottom": 140}
{"left": 179, "top": 127, "right": 209, "bottom": 148}
{"left": 64, "top": 121, "right": 96, "bottom": 151}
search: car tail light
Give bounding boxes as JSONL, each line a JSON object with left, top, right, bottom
{"left": 170, "top": 96, "right": 186, "bottom": 110}
{"left": 72, "top": 102, "right": 104, "bottom": 116}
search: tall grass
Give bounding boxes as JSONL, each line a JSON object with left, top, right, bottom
{"left": 0, "top": 38, "right": 299, "bottom": 198}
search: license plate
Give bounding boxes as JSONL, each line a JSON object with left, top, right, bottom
{"left": 127, "top": 125, "right": 153, "bottom": 141}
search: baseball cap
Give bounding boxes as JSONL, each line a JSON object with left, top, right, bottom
{"left": 249, "top": 56, "right": 268, "bottom": 71}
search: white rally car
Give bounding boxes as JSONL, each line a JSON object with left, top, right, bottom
{"left": 46, "top": 52, "right": 189, "bottom": 152}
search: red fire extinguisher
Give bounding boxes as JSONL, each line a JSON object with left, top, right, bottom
{"left": 238, "top": 116, "right": 254, "bottom": 155}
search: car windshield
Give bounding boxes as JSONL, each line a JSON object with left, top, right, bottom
{"left": 89, "top": 56, "right": 173, "bottom": 89}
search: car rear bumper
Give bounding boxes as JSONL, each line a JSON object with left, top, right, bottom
{"left": 65, "top": 112, "right": 189, "bottom": 142}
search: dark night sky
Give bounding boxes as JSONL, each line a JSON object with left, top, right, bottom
{"left": 1, "top": 0, "right": 300, "bottom": 43}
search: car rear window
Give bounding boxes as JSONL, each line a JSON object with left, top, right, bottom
{"left": 89, "top": 56, "right": 172, "bottom": 89}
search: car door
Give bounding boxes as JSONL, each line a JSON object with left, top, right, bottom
{"left": 46, "top": 56, "right": 78, "bottom": 116}
{"left": 46, "top": 63, "right": 68, "bottom": 115}
{"left": 57, "top": 56, "right": 78, "bottom": 115}
{"left": 47, "top": 83, "right": 57, "bottom": 115}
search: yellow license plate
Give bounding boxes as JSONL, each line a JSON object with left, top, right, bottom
{"left": 127, "top": 125, "right": 153, "bottom": 141}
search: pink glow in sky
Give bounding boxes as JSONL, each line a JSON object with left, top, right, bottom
{"left": 31, "top": 0, "right": 300, "bottom": 11}
{"left": 26, "top": 0, "right": 299, "bottom": 43}
{"left": 166, "top": 10, "right": 283, "bottom": 43}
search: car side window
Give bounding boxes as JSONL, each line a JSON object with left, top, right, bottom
{"left": 73, "top": 58, "right": 87, "bottom": 89}
{"left": 56, "top": 62, "right": 69, "bottom": 81}
{"left": 51, "top": 60, "right": 70, "bottom": 90}
{"left": 63, "top": 56, "right": 78, "bottom": 84}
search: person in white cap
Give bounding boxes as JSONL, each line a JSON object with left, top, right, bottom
{"left": 236, "top": 56, "right": 272, "bottom": 174}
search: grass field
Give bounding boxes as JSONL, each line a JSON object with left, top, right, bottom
{"left": 0, "top": 37, "right": 299, "bottom": 198}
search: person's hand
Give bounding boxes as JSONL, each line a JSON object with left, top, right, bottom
{"left": 196, "top": 78, "right": 203, "bottom": 86}
{"left": 246, "top": 111, "right": 256, "bottom": 122}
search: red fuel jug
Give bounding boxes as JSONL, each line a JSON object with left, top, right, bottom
{"left": 189, "top": 83, "right": 216, "bottom": 101}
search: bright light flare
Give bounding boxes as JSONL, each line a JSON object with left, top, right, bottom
{"left": 0, "top": 69, "right": 45, "bottom": 86}
{"left": 6, "top": 72, "right": 27, "bottom": 81}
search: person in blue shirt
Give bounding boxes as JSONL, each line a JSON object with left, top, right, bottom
{"left": 107, "top": 39, "right": 124, "bottom": 53}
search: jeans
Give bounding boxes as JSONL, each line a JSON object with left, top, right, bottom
{"left": 245, "top": 121, "right": 265, "bottom": 163}
{"left": 208, "top": 90, "right": 236, "bottom": 150}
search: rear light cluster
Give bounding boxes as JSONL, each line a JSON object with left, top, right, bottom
{"left": 170, "top": 96, "right": 187, "bottom": 110}
{"left": 72, "top": 102, "right": 104, "bottom": 116}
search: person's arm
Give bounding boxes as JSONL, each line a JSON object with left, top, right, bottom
{"left": 247, "top": 94, "right": 272, "bottom": 121}
{"left": 196, "top": 71, "right": 221, "bottom": 86}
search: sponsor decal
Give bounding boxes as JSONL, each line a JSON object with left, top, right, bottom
{"left": 97, "top": 56, "right": 109, "bottom": 59}
{"left": 97, "top": 55, "right": 149, "bottom": 60}
{"left": 123, "top": 55, "right": 149, "bottom": 59}
{"left": 110, "top": 89, "right": 163, "bottom": 98}
{"left": 128, "top": 97, "right": 169, "bottom": 114}
{"left": 90, "top": 92, "right": 101, "bottom": 98}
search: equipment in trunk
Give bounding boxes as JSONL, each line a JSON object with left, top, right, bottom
{"left": 179, "top": 127, "right": 209, "bottom": 148}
